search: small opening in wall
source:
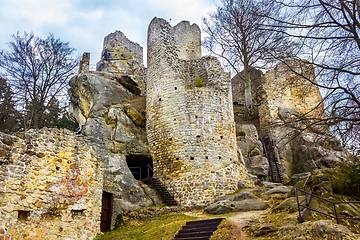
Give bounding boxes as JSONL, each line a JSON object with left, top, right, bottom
{"left": 18, "top": 210, "right": 30, "bottom": 221}
{"left": 169, "top": 138, "right": 172, "bottom": 141}
{"left": 159, "top": 98, "right": 161, "bottom": 101}
{"left": 195, "top": 116, "right": 198, "bottom": 118}
{"left": 218, "top": 156, "right": 222, "bottom": 159}
{"left": 56, "top": 166, "right": 60, "bottom": 171}
{"left": 196, "top": 135, "right": 200, "bottom": 138}
{"left": 174, "top": 87, "right": 177, "bottom": 90}
{"left": 190, "top": 157, "right": 194, "bottom": 160}
{"left": 205, "top": 156, "right": 208, "bottom": 159}
{"left": 71, "top": 209, "right": 85, "bottom": 218}
{"left": 176, "top": 157, "right": 179, "bottom": 160}
{"left": 174, "top": 118, "right": 176, "bottom": 121}
{"left": 220, "top": 136, "right": 223, "bottom": 139}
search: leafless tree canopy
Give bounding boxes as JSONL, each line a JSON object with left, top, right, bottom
{"left": 0, "top": 32, "right": 79, "bottom": 129}
{"left": 202, "top": 0, "right": 291, "bottom": 114}
{"left": 270, "top": 0, "right": 360, "bottom": 152}
{"left": 203, "top": 0, "right": 359, "bottom": 153}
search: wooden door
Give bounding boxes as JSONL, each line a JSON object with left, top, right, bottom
{"left": 100, "top": 191, "right": 113, "bottom": 232}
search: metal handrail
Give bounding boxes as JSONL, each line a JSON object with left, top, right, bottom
{"left": 295, "top": 188, "right": 360, "bottom": 224}
{"left": 156, "top": 169, "right": 182, "bottom": 206}
{"left": 260, "top": 137, "right": 282, "bottom": 183}
{"left": 134, "top": 164, "right": 182, "bottom": 206}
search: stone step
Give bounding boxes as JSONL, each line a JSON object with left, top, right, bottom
{"left": 174, "top": 218, "right": 224, "bottom": 240}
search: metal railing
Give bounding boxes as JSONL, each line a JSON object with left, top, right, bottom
{"left": 129, "top": 164, "right": 153, "bottom": 180}
{"left": 295, "top": 188, "right": 360, "bottom": 224}
{"left": 129, "top": 164, "right": 182, "bottom": 206}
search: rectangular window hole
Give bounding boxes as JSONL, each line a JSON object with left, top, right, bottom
{"left": 71, "top": 209, "right": 85, "bottom": 218}
{"left": 18, "top": 210, "right": 30, "bottom": 221}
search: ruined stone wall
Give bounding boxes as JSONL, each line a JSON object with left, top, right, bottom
{"left": 146, "top": 18, "right": 251, "bottom": 206}
{"left": 96, "top": 30, "right": 143, "bottom": 74}
{"left": 259, "top": 60, "right": 325, "bottom": 136}
{"left": 0, "top": 128, "right": 103, "bottom": 240}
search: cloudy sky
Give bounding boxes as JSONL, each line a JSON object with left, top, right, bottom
{"left": 0, "top": 0, "right": 219, "bottom": 66}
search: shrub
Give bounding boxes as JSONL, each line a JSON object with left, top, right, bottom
{"left": 194, "top": 77, "right": 205, "bottom": 87}
{"left": 339, "top": 157, "right": 360, "bottom": 198}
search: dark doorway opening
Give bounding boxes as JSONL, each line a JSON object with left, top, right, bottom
{"left": 100, "top": 191, "right": 113, "bottom": 232}
{"left": 126, "top": 155, "right": 153, "bottom": 180}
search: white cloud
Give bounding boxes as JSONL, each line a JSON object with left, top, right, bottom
{"left": 14, "top": 0, "right": 72, "bottom": 25}
{"left": 0, "top": 0, "right": 220, "bottom": 66}
{"left": 145, "top": 0, "right": 217, "bottom": 27}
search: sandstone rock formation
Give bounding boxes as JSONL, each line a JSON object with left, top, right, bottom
{"left": 205, "top": 190, "right": 269, "bottom": 214}
{"left": 232, "top": 60, "right": 352, "bottom": 180}
{"left": 68, "top": 31, "right": 162, "bottom": 230}
{"left": 0, "top": 128, "right": 103, "bottom": 240}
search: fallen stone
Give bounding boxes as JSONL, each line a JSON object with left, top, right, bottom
{"left": 264, "top": 186, "right": 291, "bottom": 195}
{"left": 205, "top": 199, "right": 269, "bottom": 215}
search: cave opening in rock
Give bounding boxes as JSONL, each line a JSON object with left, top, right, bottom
{"left": 126, "top": 155, "right": 153, "bottom": 180}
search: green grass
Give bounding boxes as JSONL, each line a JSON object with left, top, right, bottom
{"left": 96, "top": 213, "right": 198, "bottom": 240}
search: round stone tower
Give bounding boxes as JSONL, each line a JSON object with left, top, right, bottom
{"left": 146, "top": 17, "right": 251, "bottom": 206}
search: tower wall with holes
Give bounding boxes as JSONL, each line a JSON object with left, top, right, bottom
{"left": 146, "top": 17, "right": 251, "bottom": 206}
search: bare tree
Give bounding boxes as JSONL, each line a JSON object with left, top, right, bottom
{"left": 0, "top": 32, "right": 79, "bottom": 129}
{"left": 0, "top": 77, "right": 21, "bottom": 132}
{"left": 202, "top": 0, "right": 290, "bottom": 114}
{"left": 268, "top": 0, "right": 360, "bottom": 151}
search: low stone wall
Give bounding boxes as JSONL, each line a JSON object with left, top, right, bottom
{"left": 0, "top": 128, "right": 104, "bottom": 240}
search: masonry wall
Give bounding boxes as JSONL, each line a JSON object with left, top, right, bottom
{"left": 0, "top": 128, "right": 103, "bottom": 240}
{"left": 258, "top": 59, "right": 325, "bottom": 136}
{"left": 146, "top": 17, "right": 251, "bottom": 206}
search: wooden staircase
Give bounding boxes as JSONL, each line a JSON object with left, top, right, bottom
{"left": 142, "top": 177, "right": 178, "bottom": 206}
{"left": 261, "top": 138, "right": 283, "bottom": 183}
{"left": 174, "top": 218, "right": 225, "bottom": 240}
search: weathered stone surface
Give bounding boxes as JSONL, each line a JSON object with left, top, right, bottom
{"left": 233, "top": 191, "right": 257, "bottom": 201}
{"left": 245, "top": 155, "right": 269, "bottom": 180}
{"left": 232, "top": 59, "right": 353, "bottom": 179}
{"left": 205, "top": 199, "right": 269, "bottom": 214}
{"left": 290, "top": 172, "right": 311, "bottom": 185}
{"left": 273, "top": 197, "right": 304, "bottom": 213}
{"left": 123, "top": 104, "right": 146, "bottom": 127}
{"left": 96, "top": 31, "right": 144, "bottom": 74}
{"left": 146, "top": 17, "right": 253, "bottom": 206}
{"left": 264, "top": 186, "right": 291, "bottom": 195}
{"left": 0, "top": 128, "right": 103, "bottom": 240}
{"left": 68, "top": 67, "right": 160, "bottom": 230}
{"left": 278, "top": 220, "right": 360, "bottom": 240}
{"left": 79, "top": 52, "right": 90, "bottom": 74}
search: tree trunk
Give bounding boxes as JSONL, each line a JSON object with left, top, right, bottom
{"left": 243, "top": 64, "right": 254, "bottom": 115}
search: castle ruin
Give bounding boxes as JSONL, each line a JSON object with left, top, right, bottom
{"left": 146, "top": 18, "right": 251, "bottom": 206}
{"left": 0, "top": 17, "right": 352, "bottom": 240}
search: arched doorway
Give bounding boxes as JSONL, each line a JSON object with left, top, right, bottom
{"left": 126, "top": 155, "right": 153, "bottom": 180}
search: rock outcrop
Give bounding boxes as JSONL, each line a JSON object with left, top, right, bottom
{"left": 68, "top": 31, "right": 162, "bottom": 230}
{"left": 232, "top": 60, "right": 352, "bottom": 180}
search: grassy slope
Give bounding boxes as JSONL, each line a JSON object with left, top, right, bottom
{"left": 96, "top": 213, "right": 197, "bottom": 240}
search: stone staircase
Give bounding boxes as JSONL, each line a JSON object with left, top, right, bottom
{"left": 261, "top": 138, "right": 283, "bottom": 183}
{"left": 142, "top": 177, "right": 178, "bottom": 206}
{"left": 174, "top": 218, "right": 225, "bottom": 240}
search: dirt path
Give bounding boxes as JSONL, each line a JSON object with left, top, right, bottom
{"left": 228, "top": 210, "right": 270, "bottom": 239}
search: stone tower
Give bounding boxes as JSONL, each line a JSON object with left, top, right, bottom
{"left": 146, "top": 17, "right": 251, "bottom": 206}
